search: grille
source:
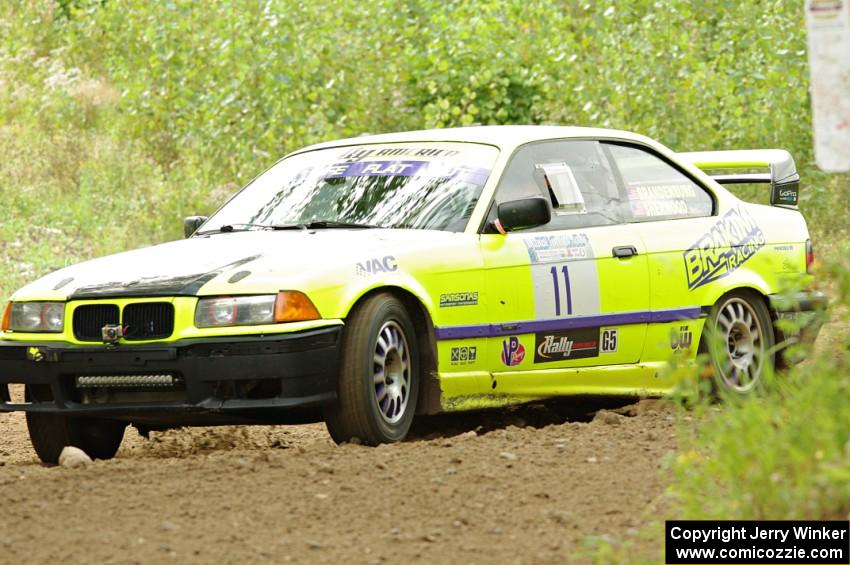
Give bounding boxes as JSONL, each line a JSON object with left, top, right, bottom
{"left": 73, "top": 304, "right": 119, "bottom": 341}
{"left": 123, "top": 303, "right": 174, "bottom": 341}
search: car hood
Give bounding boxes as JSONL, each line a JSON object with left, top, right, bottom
{"left": 14, "top": 229, "right": 457, "bottom": 300}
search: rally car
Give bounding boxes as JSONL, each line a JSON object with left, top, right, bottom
{"left": 0, "top": 126, "right": 827, "bottom": 463}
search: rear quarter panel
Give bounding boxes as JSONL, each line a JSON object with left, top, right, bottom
{"left": 632, "top": 200, "right": 811, "bottom": 361}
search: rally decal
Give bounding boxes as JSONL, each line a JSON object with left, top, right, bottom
{"left": 524, "top": 234, "right": 600, "bottom": 319}
{"left": 683, "top": 206, "right": 765, "bottom": 290}
{"left": 534, "top": 328, "right": 599, "bottom": 363}
{"left": 500, "top": 336, "right": 526, "bottom": 367}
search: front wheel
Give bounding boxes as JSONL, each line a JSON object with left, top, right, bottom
{"left": 26, "top": 408, "right": 126, "bottom": 464}
{"left": 704, "top": 291, "right": 775, "bottom": 394}
{"left": 324, "top": 293, "right": 420, "bottom": 445}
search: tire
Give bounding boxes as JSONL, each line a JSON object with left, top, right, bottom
{"left": 26, "top": 405, "right": 126, "bottom": 464}
{"left": 703, "top": 290, "right": 775, "bottom": 394}
{"left": 324, "top": 293, "right": 420, "bottom": 445}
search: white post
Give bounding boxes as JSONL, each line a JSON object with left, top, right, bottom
{"left": 806, "top": 0, "right": 850, "bottom": 172}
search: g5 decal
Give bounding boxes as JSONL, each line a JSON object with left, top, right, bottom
{"left": 600, "top": 328, "right": 618, "bottom": 353}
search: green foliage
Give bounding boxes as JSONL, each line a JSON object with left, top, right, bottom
{"left": 2, "top": 1, "right": 850, "bottom": 555}
{"left": 670, "top": 255, "right": 850, "bottom": 521}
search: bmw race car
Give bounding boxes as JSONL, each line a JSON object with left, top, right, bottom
{"left": 0, "top": 126, "right": 827, "bottom": 463}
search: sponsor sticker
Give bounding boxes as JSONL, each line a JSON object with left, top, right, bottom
{"left": 600, "top": 328, "right": 618, "bottom": 353}
{"left": 682, "top": 207, "right": 766, "bottom": 290}
{"left": 356, "top": 255, "right": 398, "bottom": 276}
{"left": 534, "top": 328, "right": 599, "bottom": 363}
{"left": 440, "top": 292, "right": 479, "bottom": 308}
{"left": 671, "top": 325, "right": 693, "bottom": 352}
{"left": 525, "top": 233, "right": 593, "bottom": 264}
{"left": 500, "top": 336, "right": 526, "bottom": 367}
{"left": 777, "top": 188, "right": 798, "bottom": 203}
{"left": 450, "top": 346, "right": 478, "bottom": 365}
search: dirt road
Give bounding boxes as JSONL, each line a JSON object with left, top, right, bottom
{"left": 0, "top": 391, "right": 678, "bottom": 564}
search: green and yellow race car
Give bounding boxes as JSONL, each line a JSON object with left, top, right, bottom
{"left": 0, "top": 126, "right": 827, "bottom": 463}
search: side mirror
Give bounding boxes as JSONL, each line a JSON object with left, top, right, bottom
{"left": 496, "top": 197, "right": 551, "bottom": 232}
{"left": 184, "top": 216, "right": 208, "bottom": 238}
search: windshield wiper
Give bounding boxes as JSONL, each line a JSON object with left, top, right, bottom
{"left": 303, "top": 220, "right": 382, "bottom": 229}
{"left": 195, "top": 223, "right": 278, "bottom": 235}
{"left": 196, "top": 220, "right": 381, "bottom": 236}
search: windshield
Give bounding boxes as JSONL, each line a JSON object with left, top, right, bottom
{"left": 201, "top": 142, "right": 499, "bottom": 233}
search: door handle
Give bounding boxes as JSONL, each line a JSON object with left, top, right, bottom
{"left": 612, "top": 245, "right": 638, "bottom": 258}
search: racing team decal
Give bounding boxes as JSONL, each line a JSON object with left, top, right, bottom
{"left": 534, "top": 328, "right": 599, "bottom": 363}
{"left": 500, "top": 336, "right": 526, "bottom": 367}
{"left": 683, "top": 207, "right": 765, "bottom": 290}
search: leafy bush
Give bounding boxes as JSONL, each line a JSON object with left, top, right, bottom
{"left": 2, "top": 0, "right": 850, "bottom": 551}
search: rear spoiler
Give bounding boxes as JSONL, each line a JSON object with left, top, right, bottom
{"left": 680, "top": 149, "right": 800, "bottom": 208}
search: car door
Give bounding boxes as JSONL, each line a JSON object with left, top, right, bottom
{"left": 601, "top": 142, "right": 716, "bottom": 361}
{"left": 479, "top": 140, "right": 650, "bottom": 381}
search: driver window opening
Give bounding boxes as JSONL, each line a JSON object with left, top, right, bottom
{"left": 491, "top": 140, "right": 628, "bottom": 231}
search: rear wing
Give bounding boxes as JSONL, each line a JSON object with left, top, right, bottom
{"left": 680, "top": 149, "right": 800, "bottom": 208}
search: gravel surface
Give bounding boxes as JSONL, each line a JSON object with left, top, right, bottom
{"left": 0, "top": 387, "right": 678, "bottom": 564}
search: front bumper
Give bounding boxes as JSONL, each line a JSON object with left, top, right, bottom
{"left": 768, "top": 290, "right": 829, "bottom": 346}
{"left": 0, "top": 326, "right": 341, "bottom": 426}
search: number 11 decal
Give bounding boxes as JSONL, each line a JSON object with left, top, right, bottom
{"left": 550, "top": 265, "right": 572, "bottom": 316}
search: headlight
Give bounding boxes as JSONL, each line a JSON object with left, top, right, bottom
{"left": 2, "top": 302, "right": 65, "bottom": 333}
{"left": 194, "top": 292, "right": 320, "bottom": 328}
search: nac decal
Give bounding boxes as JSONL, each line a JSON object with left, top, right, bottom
{"left": 356, "top": 256, "right": 398, "bottom": 276}
{"left": 683, "top": 207, "right": 765, "bottom": 290}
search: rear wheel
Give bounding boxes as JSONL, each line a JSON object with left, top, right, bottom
{"left": 704, "top": 291, "right": 775, "bottom": 393}
{"left": 25, "top": 400, "right": 126, "bottom": 464}
{"left": 324, "top": 293, "right": 420, "bottom": 445}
